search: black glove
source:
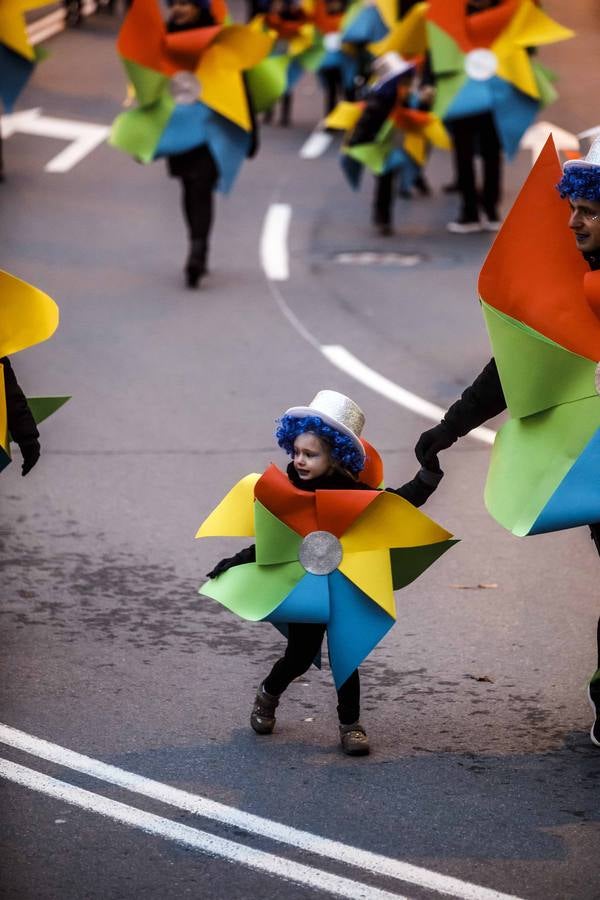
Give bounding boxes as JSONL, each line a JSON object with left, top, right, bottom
{"left": 206, "top": 544, "right": 256, "bottom": 579}
{"left": 206, "top": 557, "right": 237, "bottom": 579}
{"left": 19, "top": 438, "right": 40, "bottom": 476}
{"left": 414, "top": 422, "right": 457, "bottom": 468}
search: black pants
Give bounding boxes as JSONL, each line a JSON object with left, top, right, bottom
{"left": 373, "top": 171, "right": 394, "bottom": 226}
{"left": 320, "top": 68, "right": 354, "bottom": 117}
{"left": 263, "top": 623, "right": 360, "bottom": 725}
{"left": 168, "top": 145, "right": 219, "bottom": 265}
{"left": 447, "top": 112, "right": 501, "bottom": 220}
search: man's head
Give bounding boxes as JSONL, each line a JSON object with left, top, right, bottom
{"left": 557, "top": 136, "right": 600, "bottom": 256}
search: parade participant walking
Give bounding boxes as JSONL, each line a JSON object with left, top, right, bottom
{"left": 200, "top": 390, "right": 453, "bottom": 755}
{"left": 414, "top": 136, "right": 600, "bottom": 747}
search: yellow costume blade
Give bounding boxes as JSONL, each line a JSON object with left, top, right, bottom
{"left": 0, "top": 269, "right": 59, "bottom": 358}
{"left": 341, "top": 491, "right": 452, "bottom": 553}
{"left": 324, "top": 101, "right": 362, "bottom": 132}
{"left": 0, "top": 0, "right": 49, "bottom": 60}
{"left": 339, "top": 549, "right": 396, "bottom": 618}
{"left": 195, "top": 473, "right": 260, "bottom": 537}
{"left": 369, "top": 2, "right": 427, "bottom": 57}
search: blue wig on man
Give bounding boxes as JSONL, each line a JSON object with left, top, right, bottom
{"left": 275, "top": 415, "right": 365, "bottom": 475}
{"left": 557, "top": 167, "right": 600, "bottom": 202}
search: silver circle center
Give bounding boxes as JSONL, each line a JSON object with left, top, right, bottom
{"left": 170, "top": 71, "right": 201, "bottom": 105}
{"left": 299, "top": 531, "right": 343, "bottom": 575}
{"left": 464, "top": 48, "right": 497, "bottom": 81}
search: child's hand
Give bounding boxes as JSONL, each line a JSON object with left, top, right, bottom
{"left": 206, "top": 557, "right": 234, "bottom": 579}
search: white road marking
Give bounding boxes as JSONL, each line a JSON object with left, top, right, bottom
{"left": 27, "top": 0, "right": 97, "bottom": 45}
{"left": 0, "top": 724, "right": 521, "bottom": 900}
{"left": 300, "top": 129, "right": 334, "bottom": 160}
{"left": 260, "top": 203, "right": 291, "bottom": 280}
{"left": 0, "top": 757, "right": 411, "bottom": 900}
{"left": 259, "top": 205, "right": 497, "bottom": 443}
{"left": 0, "top": 108, "right": 109, "bottom": 173}
{"left": 322, "top": 346, "right": 496, "bottom": 445}
{"left": 519, "top": 121, "right": 579, "bottom": 165}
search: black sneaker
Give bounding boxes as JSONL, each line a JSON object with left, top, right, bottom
{"left": 588, "top": 677, "right": 600, "bottom": 747}
{"left": 250, "top": 682, "right": 280, "bottom": 735}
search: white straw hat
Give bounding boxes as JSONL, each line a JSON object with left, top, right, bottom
{"left": 564, "top": 134, "right": 600, "bottom": 171}
{"left": 282, "top": 390, "right": 366, "bottom": 463}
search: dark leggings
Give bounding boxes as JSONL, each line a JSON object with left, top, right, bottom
{"left": 263, "top": 623, "right": 360, "bottom": 724}
{"left": 180, "top": 176, "right": 215, "bottom": 244}
{"left": 447, "top": 112, "right": 501, "bottom": 219}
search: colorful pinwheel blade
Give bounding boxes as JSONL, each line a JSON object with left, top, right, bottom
{"left": 485, "top": 398, "right": 600, "bottom": 536}
{"left": 122, "top": 58, "right": 168, "bottom": 108}
{"left": 255, "top": 500, "right": 302, "bottom": 565}
{"left": 478, "top": 139, "right": 599, "bottom": 361}
{"left": 315, "top": 489, "right": 379, "bottom": 538}
{"left": 154, "top": 102, "right": 209, "bottom": 158}
{"left": 117, "top": 0, "right": 165, "bottom": 73}
{"left": 489, "top": 77, "right": 537, "bottom": 159}
{"left": 109, "top": 92, "right": 175, "bottom": 163}
{"left": 327, "top": 570, "right": 394, "bottom": 689}
{"left": 0, "top": 270, "right": 59, "bottom": 358}
{"left": 254, "top": 464, "right": 318, "bottom": 536}
{"left": 199, "top": 111, "right": 251, "bottom": 193}
{"left": 530, "top": 429, "right": 600, "bottom": 535}
{"left": 482, "top": 303, "right": 598, "bottom": 419}
{"left": 341, "top": 491, "right": 452, "bottom": 553}
{"left": 338, "top": 549, "right": 395, "bottom": 618}
{"left": 196, "top": 473, "right": 260, "bottom": 538}
{"left": 245, "top": 55, "right": 289, "bottom": 113}
{"left": 0, "top": 43, "right": 34, "bottom": 111}
{"left": 342, "top": 5, "right": 388, "bottom": 45}
{"left": 24, "top": 397, "right": 70, "bottom": 428}
{"left": 199, "top": 561, "right": 305, "bottom": 620}
{"left": 389, "top": 540, "right": 458, "bottom": 590}
{"left": 265, "top": 573, "right": 330, "bottom": 623}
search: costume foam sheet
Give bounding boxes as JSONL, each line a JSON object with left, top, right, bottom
{"left": 0, "top": 0, "right": 48, "bottom": 61}
{"left": 0, "top": 270, "right": 59, "bottom": 357}
{"left": 197, "top": 463, "right": 455, "bottom": 687}
{"left": 369, "top": 1, "right": 427, "bottom": 57}
{"left": 479, "top": 139, "right": 600, "bottom": 535}
{"left": 426, "top": 0, "right": 574, "bottom": 158}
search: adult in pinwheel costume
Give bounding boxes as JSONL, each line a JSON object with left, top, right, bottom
{"left": 425, "top": 0, "right": 573, "bottom": 233}
{"left": 197, "top": 390, "right": 455, "bottom": 755}
{"left": 110, "top": 0, "right": 269, "bottom": 287}
{"left": 415, "top": 135, "right": 600, "bottom": 747}
{"left": 1, "top": 269, "right": 67, "bottom": 476}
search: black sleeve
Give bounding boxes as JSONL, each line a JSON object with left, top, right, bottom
{"left": 1, "top": 357, "right": 39, "bottom": 446}
{"left": 443, "top": 358, "right": 506, "bottom": 438}
{"left": 347, "top": 91, "right": 395, "bottom": 146}
{"left": 242, "top": 73, "right": 259, "bottom": 158}
{"left": 386, "top": 467, "right": 443, "bottom": 508}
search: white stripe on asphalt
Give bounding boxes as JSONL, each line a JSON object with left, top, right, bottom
{"left": 322, "top": 346, "right": 496, "bottom": 446}
{"left": 259, "top": 204, "right": 497, "bottom": 444}
{"left": 260, "top": 203, "right": 291, "bottom": 280}
{"left": 27, "top": 0, "right": 97, "bottom": 45}
{"left": 0, "top": 757, "right": 411, "bottom": 900}
{"left": 300, "top": 129, "right": 334, "bottom": 159}
{"left": 0, "top": 724, "right": 521, "bottom": 900}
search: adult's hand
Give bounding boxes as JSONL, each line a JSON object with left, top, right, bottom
{"left": 414, "top": 422, "right": 456, "bottom": 468}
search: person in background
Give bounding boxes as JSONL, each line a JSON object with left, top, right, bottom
{"left": 1, "top": 357, "right": 41, "bottom": 476}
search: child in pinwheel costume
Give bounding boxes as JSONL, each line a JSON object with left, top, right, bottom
{"left": 415, "top": 135, "right": 600, "bottom": 747}
{"left": 199, "top": 390, "right": 455, "bottom": 755}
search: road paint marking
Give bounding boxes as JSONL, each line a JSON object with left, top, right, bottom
{"left": 0, "top": 108, "right": 109, "bottom": 173}
{"left": 322, "top": 346, "right": 496, "bottom": 445}
{"left": 0, "top": 724, "right": 520, "bottom": 900}
{"left": 260, "top": 205, "right": 497, "bottom": 443}
{"left": 300, "top": 129, "right": 334, "bottom": 159}
{"left": 260, "top": 203, "right": 291, "bottom": 281}
{"left": 27, "top": 0, "right": 97, "bottom": 45}
{"left": 0, "top": 757, "right": 411, "bottom": 900}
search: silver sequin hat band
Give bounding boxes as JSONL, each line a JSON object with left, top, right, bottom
{"left": 564, "top": 135, "right": 600, "bottom": 171}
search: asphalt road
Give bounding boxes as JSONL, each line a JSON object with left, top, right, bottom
{"left": 1, "top": 3, "right": 599, "bottom": 899}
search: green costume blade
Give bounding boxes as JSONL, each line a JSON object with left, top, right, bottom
{"left": 25, "top": 396, "right": 70, "bottom": 426}
{"left": 199, "top": 561, "right": 305, "bottom": 620}
{"left": 109, "top": 91, "right": 175, "bottom": 163}
{"left": 254, "top": 499, "right": 302, "bottom": 565}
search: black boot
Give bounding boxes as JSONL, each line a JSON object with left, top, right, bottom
{"left": 185, "top": 240, "right": 207, "bottom": 288}
{"left": 251, "top": 682, "right": 280, "bottom": 734}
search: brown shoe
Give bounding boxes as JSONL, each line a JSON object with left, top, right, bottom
{"left": 250, "top": 682, "right": 280, "bottom": 734}
{"left": 339, "top": 722, "right": 370, "bottom": 756}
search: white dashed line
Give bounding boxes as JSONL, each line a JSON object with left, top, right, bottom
{"left": 260, "top": 203, "right": 291, "bottom": 281}
{"left": 300, "top": 128, "right": 334, "bottom": 159}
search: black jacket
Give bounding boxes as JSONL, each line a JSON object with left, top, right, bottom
{"left": 209, "top": 461, "right": 442, "bottom": 572}
{"left": 1, "top": 357, "right": 39, "bottom": 447}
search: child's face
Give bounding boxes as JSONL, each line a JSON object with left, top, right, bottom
{"left": 292, "top": 433, "right": 333, "bottom": 480}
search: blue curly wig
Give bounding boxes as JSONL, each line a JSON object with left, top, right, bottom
{"left": 556, "top": 167, "right": 600, "bottom": 201}
{"left": 275, "top": 415, "right": 365, "bottom": 474}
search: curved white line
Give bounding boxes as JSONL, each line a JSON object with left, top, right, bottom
{"left": 260, "top": 203, "right": 291, "bottom": 281}
{"left": 260, "top": 204, "right": 497, "bottom": 444}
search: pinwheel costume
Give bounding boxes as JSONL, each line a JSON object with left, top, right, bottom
{"left": 0, "top": 0, "right": 47, "bottom": 114}
{"left": 110, "top": 0, "right": 272, "bottom": 188}
{"left": 196, "top": 390, "right": 455, "bottom": 744}
{"left": 414, "top": 135, "right": 600, "bottom": 747}
{"left": 0, "top": 270, "right": 69, "bottom": 475}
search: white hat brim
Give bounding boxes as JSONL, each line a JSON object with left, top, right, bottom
{"left": 282, "top": 406, "right": 366, "bottom": 462}
{"left": 563, "top": 159, "right": 600, "bottom": 170}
